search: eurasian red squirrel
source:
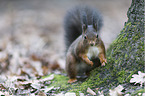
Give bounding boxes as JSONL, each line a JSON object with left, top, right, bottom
{"left": 64, "top": 6, "right": 107, "bottom": 83}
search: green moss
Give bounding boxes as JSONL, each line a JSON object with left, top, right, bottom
{"left": 131, "top": 89, "right": 145, "bottom": 96}
{"left": 116, "top": 70, "right": 126, "bottom": 84}
{"left": 126, "top": 71, "right": 136, "bottom": 82}
{"left": 45, "top": 74, "right": 71, "bottom": 93}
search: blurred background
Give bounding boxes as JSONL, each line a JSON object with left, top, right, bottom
{"left": 0, "top": 0, "right": 131, "bottom": 76}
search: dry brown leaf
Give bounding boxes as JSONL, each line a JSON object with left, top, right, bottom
{"left": 42, "top": 66, "right": 49, "bottom": 75}
{"left": 38, "top": 91, "right": 47, "bottom": 96}
{"left": 0, "top": 51, "right": 8, "bottom": 62}
{"left": 50, "top": 61, "right": 60, "bottom": 70}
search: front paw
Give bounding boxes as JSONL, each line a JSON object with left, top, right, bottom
{"left": 101, "top": 62, "right": 105, "bottom": 66}
{"left": 88, "top": 61, "right": 93, "bottom": 66}
{"left": 101, "top": 59, "right": 107, "bottom": 66}
{"left": 68, "top": 78, "right": 77, "bottom": 83}
{"left": 104, "top": 59, "right": 107, "bottom": 63}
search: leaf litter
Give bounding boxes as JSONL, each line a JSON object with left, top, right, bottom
{"left": 0, "top": 10, "right": 65, "bottom": 95}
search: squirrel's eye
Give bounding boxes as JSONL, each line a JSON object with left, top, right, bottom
{"left": 84, "top": 36, "right": 87, "bottom": 39}
{"left": 96, "top": 34, "right": 98, "bottom": 38}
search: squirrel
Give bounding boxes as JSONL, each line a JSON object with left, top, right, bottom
{"left": 64, "top": 5, "right": 107, "bottom": 83}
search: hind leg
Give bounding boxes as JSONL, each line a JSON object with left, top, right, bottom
{"left": 66, "top": 54, "right": 77, "bottom": 83}
{"left": 85, "top": 70, "right": 91, "bottom": 76}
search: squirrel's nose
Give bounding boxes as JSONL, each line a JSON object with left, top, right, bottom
{"left": 90, "top": 43, "right": 94, "bottom": 46}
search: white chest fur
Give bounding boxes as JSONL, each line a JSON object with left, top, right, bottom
{"left": 87, "top": 46, "right": 100, "bottom": 59}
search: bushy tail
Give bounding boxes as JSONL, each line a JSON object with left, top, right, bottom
{"left": 64, "top": 5, "right": 103, "bottom": 51}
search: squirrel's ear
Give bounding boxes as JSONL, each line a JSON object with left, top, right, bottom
{"left": 93, "top": 23, "right": 97, "bottom": 31}
{"left": 81, "top": 12, "right": 88, "bottom": 34}
{"left": 92, "top": 15, "right": 98, "bottom": 31}
{"left": 93, "top": 19, "right": 97, "bottom": 31}
{"left": 82, "top": 24, "right": 87, "bottom": 34}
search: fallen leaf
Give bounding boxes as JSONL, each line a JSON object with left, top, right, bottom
{"left": 65, "top": 92, "right": 76, "bottom": 96}
{"left": 79, "top": 92, "right": 84, "bottom": 96}
{"left": 98, "top": 91, "right": 104, "bottom": 96}
{"left": 55, "top": 92, "right": 64, "bottom": 96}
{"left": 40, "top": 74, "right": 54, "bottom": 82}
{"left": 124, "top": 94, "right": 130, "bottom": 96}
{"left": 42, "top": 65, "right": 49, "bottom": 75}
{"left": 4, "top": 76, "right": 18, "bottom": 90}
{"left": 109, "top": 85, "right": 124, "bottom": 96}
{"left": 0, "top": 51, "right": 8, "bottom": 62}
{"left": 30, "top": 93, "right": 36, "bottom": 96}
{"left": 130, "top": 71, "right": 145, "bottom": 86}
{"left": 0, "top": 91, "right": 4, "bottom": 95}
{"left": 50, "top": 61, "right": 60, "bottom": 70}
{"left": 0, "top": 75, "right": 7, "bottom": 82}
{"left": 30, "top": 61, "right": 43, "bottom": 76}
{"left": 4, "top": 91, "right": 10, "bottom": 96}
{"left": 31, "top": 82, "right": 41, "bottom": 89}
{"left": 87, "top": 87, "right": 96, "bottom": 95}
{"left": 18, "top": 80, "right": 33, "bottom": 85}
{"left": 43, "top": 86, "right": 54, "bottom": 93}
{"left": 142, "top": 93, "right": 145, "bottom": 96}
{"left": 38, "top": 91, "right": 47, "bottom": 96}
